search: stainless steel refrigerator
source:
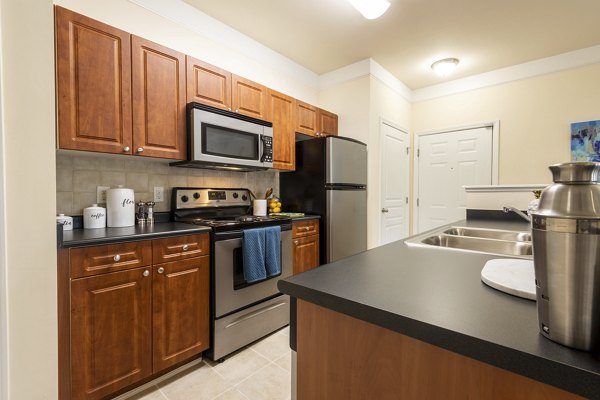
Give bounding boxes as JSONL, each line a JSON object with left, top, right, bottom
{"left": 280, "top": 136, "right": 367, "bottom": 263}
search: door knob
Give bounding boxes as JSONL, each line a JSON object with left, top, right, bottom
{"left": 123, "top": 146, "right": 130, "bottom": 152}
{"left": 381, "top": 208, "right": 389, "bottom": 213}
{"left": 158, "top": 267, "right": 165, "bottom": 274}
{"left": 143, "top": 270, "right": 150, "bottom": 277}
{"left": 136, "top": 147, "right": 144, "bottom": 153}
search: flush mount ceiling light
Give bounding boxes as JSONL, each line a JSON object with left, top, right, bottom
{"left": 347, "top": 0, "right": 391, "bottom": 20}
{"left": 431, "top": 58, "right": 460, "bottom": 76}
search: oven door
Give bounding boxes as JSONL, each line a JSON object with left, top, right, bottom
{"left": 214, "top": 225, "right": 292, "bottom": 318}
{"left": 191, "top": 107, "right": 272, "bottom": 169}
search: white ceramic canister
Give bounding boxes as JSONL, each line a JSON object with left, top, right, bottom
{"left": 253, "top": 199, "right": 267, "bottom": 216}
{"left": 83, "top": 204, "right": 106, "bottom": 229}
{"left": 56, "top": 214, "right": 73, "bottom": 230}
{"left": 106, "top": 186, "right": 135, "bottom": 227}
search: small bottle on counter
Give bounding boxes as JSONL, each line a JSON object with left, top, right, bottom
{"left": 145, "top": 201, "right": 155, "bottom": 224}
{"left": 136, "top": 201, "right": 147, "bottom": 225}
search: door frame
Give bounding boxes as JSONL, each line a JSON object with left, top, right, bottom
{"left": 412, "top": 121, "right": 500, "bottom": 234}
{"left": 379, "top": 118, "right": 410, "bottom": 245}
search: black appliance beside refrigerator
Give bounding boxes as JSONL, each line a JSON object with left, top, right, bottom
{"left": 280, "top": 136, "right": 367, "bottom": 263}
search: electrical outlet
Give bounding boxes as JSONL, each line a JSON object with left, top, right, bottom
{"left": 154, "top": 186, "right": 164, "bottom": 202}
{"left": 97, "top": 186, "right": 110, "bottom": 204}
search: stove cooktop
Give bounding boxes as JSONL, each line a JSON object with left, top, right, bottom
{"left": 177, "top": 215, "right": 291, "bottom": 232}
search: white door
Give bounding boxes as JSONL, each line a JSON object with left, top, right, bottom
{"left": 380, "top": 122, "right": 410, "bottom": 245}
{"left": 417, "top": 126, "right": 493, "bottom": 233}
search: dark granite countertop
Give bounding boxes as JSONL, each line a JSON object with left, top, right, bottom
{"left": 278, "top": 219, "right": 600, "bottom": 399}
{"left": 59, "top": 222, "right": 211, "bottom": 248}
{"left": 291, "top": 214, "right": 320, "bottom": 222}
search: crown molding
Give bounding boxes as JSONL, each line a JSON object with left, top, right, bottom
{"left": 318, "top": 58, "right": 413, "bottom": 101}
{"left": 412, "top": 45, "right": 600, "bottom": 102}
{"left": 128, "top": 0, "right": 319, "bottom": 90}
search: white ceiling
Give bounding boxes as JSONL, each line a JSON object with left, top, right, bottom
{"left": 183, "top": 0, "right": 600, "bottom": 89}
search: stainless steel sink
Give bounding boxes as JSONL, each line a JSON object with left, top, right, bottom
{"left": 442, "top": 227, "right": 531, "bottom": 242}
{"left": 405, "top": 225, "right": 533, "bottom": 258}
{"left": 421, "top": 234, "right": 532, "bottom": 256}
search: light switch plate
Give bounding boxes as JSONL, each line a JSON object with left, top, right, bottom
{"left": 154, "top": 186, "right": 164, "bottom": 202}
{"left": 97, "top": 186, "right": 110, "bottom": 204}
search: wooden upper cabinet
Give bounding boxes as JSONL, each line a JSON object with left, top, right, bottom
{"left": 318, "top": 108, "right": 338, "bottom": 136}
{"left": 55, "top": 6, "right": 133, "bottom": 155}
{"left": 131, "top": 36, "right": 186, "bottom": 160}
{"left": 153, "top": 257, "right": 210, "bottom": 372}
{"left": 232, "top": 75, "right": 268, "bottom": 119}
{"left": 186, "top": 56, "right": 232, "bottom": 110}
{"left": 267, "top": 89, "right": 296, "bottom": 171}
{"left": 295, "top": 101, "right": 318, "bottom": 136}
{"left": 71, "top": 267, "right": 152, "bottom": 400}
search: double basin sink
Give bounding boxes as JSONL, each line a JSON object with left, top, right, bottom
{"left": 406, "top": 226, "right": 532, "bottom": 258}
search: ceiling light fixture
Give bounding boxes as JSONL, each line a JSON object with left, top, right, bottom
{"left": 347, "top": 0, "right": 391, "bottom": 20}
{"left": 431, "top": 58, "right": 460, "bottom": 76}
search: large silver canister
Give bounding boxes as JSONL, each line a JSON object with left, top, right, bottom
{"left": 531, "top": 162, "right": 600, "bottom": 351}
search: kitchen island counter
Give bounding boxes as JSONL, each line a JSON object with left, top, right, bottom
{"left": 278, "top": 219, "right": 600, "bottom": 399}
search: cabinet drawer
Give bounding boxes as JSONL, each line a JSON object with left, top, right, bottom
{"left": 293, "top": 220, "right": 319, "bottom": 238}
{"left": 70, "top": 241, "right": 152, "bottom": 279}
{"left": 152, "top": 234, "right": 210, "bottom": 264}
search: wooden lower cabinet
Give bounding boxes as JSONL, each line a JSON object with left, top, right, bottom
{"left": 153, "top": 257, "right": 210, "bottom": 372}
{"left": 293, "top": 219, "right": 320, "bottom": 274}
{"left": 71, "top": 267, "right": 152, "bottom": 400}
{"left": 293, "top": 235, "right": 320, "bottom": 274}
{"left": 64, "top": 234, "right": 211, "bottom": 400}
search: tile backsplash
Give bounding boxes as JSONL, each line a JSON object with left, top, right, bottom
{"left": 56, "top": 152, "right": 280, "bottom": 216}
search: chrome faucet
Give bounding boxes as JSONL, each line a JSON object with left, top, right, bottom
{"left": 502, "top": 206, "right": 531, "bottom": 223}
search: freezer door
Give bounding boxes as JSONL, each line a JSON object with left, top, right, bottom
{"left": 326, "top": 189, "right": 367, "bottom": 263}
{"left": 326, "top": 137, "right": 367, "bottom": 185}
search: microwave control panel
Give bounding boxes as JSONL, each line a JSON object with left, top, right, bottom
{"left": 261, "top": 136, "right": 273, "bottom": 163}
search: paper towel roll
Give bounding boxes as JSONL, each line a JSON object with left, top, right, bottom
{"left": 83, "top": 204, "right": 106, "bottom": 229}
{"left": 106, "top": 186, "right": 135, "bottom": 227}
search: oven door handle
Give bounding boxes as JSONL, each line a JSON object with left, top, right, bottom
{"left": 224, "top": 300, "right": 288, "bottom": 329}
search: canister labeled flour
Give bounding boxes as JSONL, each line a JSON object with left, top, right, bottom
{"left": 106, "top": 186, "right": 135, "bottom": 227}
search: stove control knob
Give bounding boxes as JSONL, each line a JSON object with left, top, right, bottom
{"left": 193, "top": 192, "right": 200, "bottom": 200}
{"left": 232, "top": 192, "right": 239, "bottom": 199}
{"left": 242, "top": 195, "right": 248, "bottom": 201}
{"left": 181, "top": 195, "right": 189, "bottom": 203}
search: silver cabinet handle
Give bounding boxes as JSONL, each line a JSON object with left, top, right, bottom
{"left": 294, "top": 240, "right": 299, "bottom": 245}
{"left": 158, "top": 267, "right": 165, "bottom": 274}
{"left": 143, "top": 270, "right": 150, "bottom": 277}
{"left": 381, "top": 208, "right": 389, "bottom": 213}
{"left": 113, "top": 254, "right": 121, "bottom": 262}
{"left": 123, "top": 146, "right": 130, "bottom": 152}
{"left": 182, "top": 244, "right": 189, "bottom": 251}
{"left": 228, "top": 107, "right": 232, "bottom": 111}
{"left": 235, "top": 109, "right": 239, "bottom": 113}
{"left": 136, "top": 147, "right": 144, "bottom": 153}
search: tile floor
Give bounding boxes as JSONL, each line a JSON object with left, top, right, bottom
{"left": 126, "top": 326, "right": 292, "bottom": 400}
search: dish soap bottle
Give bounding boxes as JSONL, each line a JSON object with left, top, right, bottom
{"left": 527, "top": 190, "right": 542, "bottom": 215}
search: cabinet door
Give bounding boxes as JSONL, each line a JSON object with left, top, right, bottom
{"left": 231, "top": 75, "right": 268, "bottom": 119}
{"left": 268, "top": 89, "right": 296, "bottom": 171}
{"left": 55, "top": 6, "right": 132, "bottom": 155}
{"left": 131, "top": 36, "right": 186, "bottom": 160}
{"left": 71, "top": 267, "right": 152, "bottom": 400}
{"left": 318, "top": 109, "right": 338, "bottom": 136}
{"left": 186, "top": 56, "right": 232, "bottom": 110}
{"left": 295, "top": 101, "right": 318, "bottom": 136}
{"left": 153, "top": 256, "right": 210, "bottom": 372}
{"left": 293, "top": 234, "right": 320, "bottom": 275}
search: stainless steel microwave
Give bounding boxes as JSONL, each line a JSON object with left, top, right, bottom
{"left": 170, "top": 103, "right": 273, "bottom": 171}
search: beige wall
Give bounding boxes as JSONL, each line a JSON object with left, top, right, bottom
{"left": 0, "top": 0, "right": 57, "bottom": 399}
{"left": 412, "top": 63, "right": 600, "bottom": 184}
{"left": 319, "top": 76, "right": 411, "bottom": 248}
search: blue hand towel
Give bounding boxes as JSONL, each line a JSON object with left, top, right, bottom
{"left": 264, "top": 226, "right": 281, "bottom": 277}
{"left": 243, "top": 228, "right": 267, "bottom": 283}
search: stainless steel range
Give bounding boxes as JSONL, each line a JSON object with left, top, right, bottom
{"left": 172, "top": 187, "right": 292, "bottom": 361}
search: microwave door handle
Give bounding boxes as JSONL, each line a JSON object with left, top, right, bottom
{"left": 259, "top": 135, "right": 265, "bottom": 162}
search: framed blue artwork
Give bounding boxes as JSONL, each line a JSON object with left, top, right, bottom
{"left": 571, "top": 120, "right": 600, "bottom": 161}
